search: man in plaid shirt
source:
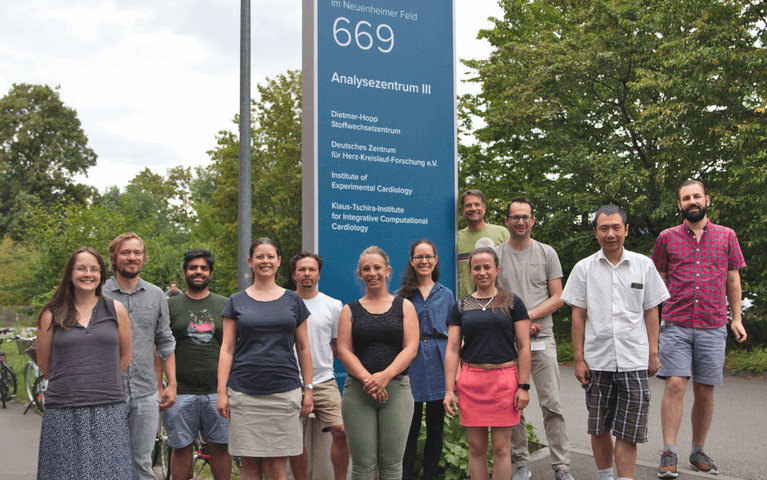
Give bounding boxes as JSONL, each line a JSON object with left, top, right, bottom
{"left": 652, "top": 180, "right": 748, "bottom": 478}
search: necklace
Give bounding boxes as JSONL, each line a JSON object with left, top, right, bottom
{"left": 478, "top": 294, "right": 496, "bottom": 311}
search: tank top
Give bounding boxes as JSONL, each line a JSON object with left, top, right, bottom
{"left": 349, "top": 296, "right": 408, "bottom": 376}
{"left": 45, "top": 297, "right": 126, "bottom": 408}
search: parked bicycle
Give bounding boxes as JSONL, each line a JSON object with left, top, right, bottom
{"left": 15, "top": 335, "right": 47, "bottom": 413}
{"left": 152, "top": 416, "right": 171, "bottom": 480}
{"left": 0, "top": 327, "right": 18, "bottom": 409}
{"left": 190, "top": 433, "right": 241, "bottom": 480}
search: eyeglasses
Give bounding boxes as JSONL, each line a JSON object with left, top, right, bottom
{"left": 74, "top": 266, "right": 101, "bottom": 274}
{"left": 411, "top": 255, "right": 436, "bottom": 261}
{"left": 507, "top": 215, "right": 533, "bottom": 224}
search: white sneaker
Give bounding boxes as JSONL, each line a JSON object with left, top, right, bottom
{"left": 513, "top": 465, "right": 531, "bottom": 480}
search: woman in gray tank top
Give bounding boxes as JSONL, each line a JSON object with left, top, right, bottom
{"left": 35, "top": 246, "right": 133, "bottom": 480}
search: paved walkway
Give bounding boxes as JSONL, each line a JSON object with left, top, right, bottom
{"left": 524, "top": 366, "right": 766, "bottom": 480}
{"left": 2, "top": 366, "right": 764, "bottom": 479}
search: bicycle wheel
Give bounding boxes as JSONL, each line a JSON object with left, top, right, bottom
{"left": 32, "top": 375, "right": 46, "bottom": 412}
{"left": 1, "top": 364, "right": 6, "bottom": 408}
{"left": 152, "top": 421, "right": 172, "bottom": 480}
{"left": 1, "top": 362, "right": 17, "bottom": 404}
{"left": 231, "top": 455, "right": 241, "bottom": 476}
{"left": 24, "top": 362, "right": 37, "bottom": 402}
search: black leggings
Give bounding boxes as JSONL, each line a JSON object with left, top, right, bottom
{"left": 402, "top": 400, "right": 446, "bottom": 480}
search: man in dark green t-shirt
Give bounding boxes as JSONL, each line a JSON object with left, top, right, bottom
{"left": 164, "top": 249, "right": 231, "bottom": 480}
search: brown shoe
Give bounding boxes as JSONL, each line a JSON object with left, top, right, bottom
{"left": 657, "top": 450, "right": 678, "bottom": 478}
{"left": 689, "top": 451, "right": 719, "bottom": 475}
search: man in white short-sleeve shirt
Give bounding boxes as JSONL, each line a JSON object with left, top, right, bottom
{"left": 495, "top": 197, "right": 573, "bottom": 480}
{"left": 561, "top": 205, "right": 669, "bottom": 480}
{"left": 288, "top": 251, "right": 349, "bottom": 480}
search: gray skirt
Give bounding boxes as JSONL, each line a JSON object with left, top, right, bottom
{"left": 228, "top": 387, "right": 302, "bottom": 457}
{"left": 37, "top": 402, "right": 131, "bottom": 480}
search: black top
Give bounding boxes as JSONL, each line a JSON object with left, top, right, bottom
{"left": 447, "top": 291, "right": 529, "bottom": 364}
{"left": 349, "top": 296, "right": 408, "bottom": 376}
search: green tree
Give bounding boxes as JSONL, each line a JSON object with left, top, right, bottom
{"left": 13, "top": 166, "right": 211, "bottom": 310}
{"left": 460, "top": 0, "right": 767, "bottom": 317}
{"left": 203, "top": 71, "right": 303, "bottom": 294}
{"left": 0, "top": 84, "right": 97, "bottom": 239}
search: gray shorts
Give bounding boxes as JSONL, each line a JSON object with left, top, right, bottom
{"left": 162, "top": 393, "right": 229, "bottom": 449}
{"left": 657, "top": 324, "right": 727, "bottom": 386}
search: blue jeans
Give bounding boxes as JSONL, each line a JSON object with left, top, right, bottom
{"left": 342, "top": 376, "right": 414, "bottom": 480}
{"left": 126, "top": 392, "right": 160, "bottom": 480}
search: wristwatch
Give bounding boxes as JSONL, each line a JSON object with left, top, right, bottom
{"left": 518, "top": 383, "right": 531, "bottom": 391}
{"left": 303, "top": 384, "right": 314, "bottom": 390}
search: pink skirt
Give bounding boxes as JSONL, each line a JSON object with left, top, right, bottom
{"left": 456, "top": 363, "right": 520, "bottom": 427}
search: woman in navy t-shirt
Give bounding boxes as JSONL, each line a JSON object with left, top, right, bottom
{"left": 217, "top": 238, "right": 314, "bottom": 480}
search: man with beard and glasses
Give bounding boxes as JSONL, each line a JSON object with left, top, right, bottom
{"left": 288, "top": 251, "right": 350, "bottom": 480}
{"left": 104, "top": 232, "right": 177, "bottom": 480}
{"left": 652, "top": 180, "right": 747, "bottom": 478}
{"left": 164, "top": 249, "right": 231, "bottom": 479}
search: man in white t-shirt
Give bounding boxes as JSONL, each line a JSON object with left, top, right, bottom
{"left": 288, "top": 251, "right": 349, "bottom": 480}
{"left": 495, "top": 197, "right": 573, "bottom": 480}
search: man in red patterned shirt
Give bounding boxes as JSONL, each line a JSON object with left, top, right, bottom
{"left": 652, "top": 180, "right": 748, "bottom": 478}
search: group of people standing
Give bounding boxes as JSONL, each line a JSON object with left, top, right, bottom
{"left": 456, "top": 180, "right": 747, "bottom": 480}
{"left": 32, "top": 178, "right": 746, "bottom": 480}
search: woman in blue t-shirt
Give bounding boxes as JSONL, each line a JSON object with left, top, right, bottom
{"left": 398, "top": 239, "right": 454, "bottom": 480}
{"left": 36, "top": 246, "right": 133, "bottom": 480}
{"left": 443, "top": 247, "right": 531, "bottom": 480}
{"left": 337, "top": 245, "right": 419, "bottom": 480}
{"left": 217, "top": 238, "right": 314, "bottom": 480}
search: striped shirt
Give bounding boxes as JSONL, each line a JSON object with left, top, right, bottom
{"left": 652, "top": 221, "right": 746, "bottom": 329}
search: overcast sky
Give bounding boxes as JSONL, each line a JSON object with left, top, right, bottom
{"left": 1, "top": 1, "right": 503, "bottom": 193}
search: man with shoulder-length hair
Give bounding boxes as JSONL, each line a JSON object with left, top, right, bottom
{"left": 562, "top": 205, "right": 669, "bottom": 480}
{"left": 104, "top": 232, "right": 177, "bottom": 480}
{"left": 652, "top": 180, "right": 747, "bottom": 478}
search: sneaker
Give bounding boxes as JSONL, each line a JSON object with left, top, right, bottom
{"left": 689, "top": 451, "right": 719, "bottom": 475}
{"left": 513, "top": 464, "right": 531, "bottom": 480}
{"left": 554, "top": 468, "right": 575, "bottom": 480}
{"left": 657, "top": 450, "right": 678, "bottom": 478}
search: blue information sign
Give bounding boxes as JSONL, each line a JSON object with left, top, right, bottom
{"left": 304, "top": 1, "right": 457, "bottom": 388}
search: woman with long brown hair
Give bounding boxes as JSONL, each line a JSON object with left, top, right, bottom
{"left": 36, "top": 246, "right": 132, "bottom": 480}
{"left": 398, "top": 239, "right": 454, "bottom": 480}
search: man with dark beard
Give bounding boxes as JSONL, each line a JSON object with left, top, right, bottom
{"left": 104, "top": 232, "right": 177, "bottom": 480}
{"left": 164, "top": 249, "right": 231, "bottom": 480}
{"left": 652, "top": 180, "right": 747, "bottom": 478}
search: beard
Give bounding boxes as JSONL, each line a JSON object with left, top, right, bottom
{"left": 681, "top": 203, "right": 707, "bottom": 222}
{"left": 185, "top": 275, "right": 211, "bottom": 292}
{"left": 116, "top": 264, "right": 141, "bottom": 279}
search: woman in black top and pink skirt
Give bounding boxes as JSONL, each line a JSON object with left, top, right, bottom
{"left": 444, "top": 247, "right": 531, "bottom": 480}
{"left": 36, "top": 247, "right": 132, "bottom": 480}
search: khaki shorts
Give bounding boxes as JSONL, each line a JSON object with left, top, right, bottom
{"left": 307, "top": 378, "right": 343, "bottom": 432}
